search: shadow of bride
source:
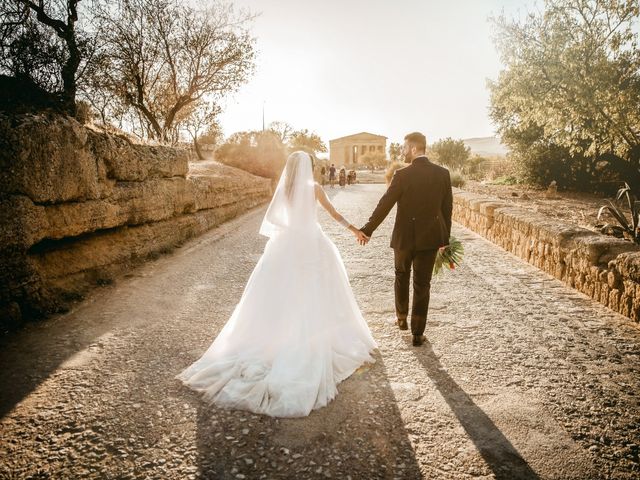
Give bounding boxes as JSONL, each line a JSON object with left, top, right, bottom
{"left": 410, "top": 337, "right": 540, "bottom": 480}
{"left": 0, "top": 306, "right": 120, "bottom": 419}
{"left": 191, "top": 350, "right": 422, "bottom": 479}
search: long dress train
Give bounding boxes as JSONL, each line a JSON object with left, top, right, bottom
{"left": 175, "top": 152, "right": 377, "bottom": 418}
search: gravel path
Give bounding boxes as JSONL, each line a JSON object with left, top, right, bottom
{"left": 1, "top": 184, "right": 639, "bottom": 480}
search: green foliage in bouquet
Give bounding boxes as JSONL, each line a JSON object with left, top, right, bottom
{"left": 433, "top": 236, "right": 464, "bottom": 275}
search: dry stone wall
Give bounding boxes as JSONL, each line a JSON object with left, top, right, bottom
{"left": 453, "top": 190, "right": 640, "bottom": 322}
{"left": 0, "top": 114, "right": 272, "bottom": 331}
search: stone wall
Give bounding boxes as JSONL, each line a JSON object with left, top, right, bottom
{"left": 453, "top": 190, "right": 640, "bottom": 322}
{"left": 0, "top": 114, "right": 272, "bottom": 332}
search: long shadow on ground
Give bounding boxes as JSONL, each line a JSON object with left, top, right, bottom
{"left": 411, "top": 338, "right": 539, "bottom": 480}
{"left": 0, "top": 292, "right": 122, "bottom": 419}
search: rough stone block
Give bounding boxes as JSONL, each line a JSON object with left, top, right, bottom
{"left": 609, "top": 289, "right": 620, "bottom": 310}
{"left": 87, "top": 130, "right": 189, "bottom": 182}
{"left": 0, "top": 114, "right": 101, "bottom": 203}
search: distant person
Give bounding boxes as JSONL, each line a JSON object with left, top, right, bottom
{"left": 320, "top": 166, "right": 326, "bottom": 186}
{"left": 329, "top": 163, "right": 336, "bottom": 188}
{"left": 339, "top": 167, "right": 346, "bottom": 188}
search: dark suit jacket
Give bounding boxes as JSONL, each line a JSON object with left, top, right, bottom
{"left": 360, "top": 156, "right": 453, "bottom": 250}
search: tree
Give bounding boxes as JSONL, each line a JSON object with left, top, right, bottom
{"left": 431, "top": 137, "right": 470, "bottom": 169}
{"left": 198, "top": 119, "right": 223, "bottom": 147}
{"left": 183, "top": 102, "right": 221, "bottom": 160}
{"left": 489, "top": 0, "right": 640, "bottom": 190}
{"left": 1, "top": 0, "right": 94, "bottom": 115}
{"left": 90, "top": 0, "right": 256, "bottom": 142}
{"left": 388, "top": 142, "right": 402, "bottom": 163}
{"left": 215, "top": 130, "right": 287, "bottom": 180}
{"left": 360, "top": 152, "right": 387, "bottom": 172}
{"left": 288, "top": 128, "right": 327, "bottom": 156}
{"left": 268, "top": 121, "right": 294, "bottom": 144}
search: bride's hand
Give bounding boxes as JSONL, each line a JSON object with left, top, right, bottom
{"left": 350, "top": 227, "right": 370, "bottom": 245}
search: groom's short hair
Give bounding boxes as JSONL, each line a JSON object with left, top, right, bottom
{"left": 404, "top": 132, "right": 426, "bottom": 152}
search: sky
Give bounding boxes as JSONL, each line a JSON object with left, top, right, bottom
{"left": 217, "top": 0, "right": 534, "bottom": 149}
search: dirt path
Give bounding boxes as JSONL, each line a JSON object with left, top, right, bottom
{"left": 1, "top": 184, "right": 639, "bottom": 479}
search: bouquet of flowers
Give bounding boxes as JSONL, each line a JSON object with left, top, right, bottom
{"left": 433, "top": 236, "right": 464, "bottom": 275}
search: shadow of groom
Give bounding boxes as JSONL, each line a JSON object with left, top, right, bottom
{"left": 409, "top": 337, "right": 540, "bottom": 480}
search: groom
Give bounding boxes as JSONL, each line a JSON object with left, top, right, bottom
{"left": 359, "top": 132, "right": 453, "bottom": 346}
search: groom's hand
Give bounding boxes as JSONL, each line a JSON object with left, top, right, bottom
{"left": 355, "top": 230, "right": 370, "bottom": 246}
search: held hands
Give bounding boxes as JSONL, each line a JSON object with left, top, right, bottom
{"left": 349, "top": 226, "right": 370, "bottom": 246}
{"left": 356, "top": 230, "right": 370, "bottom": 246}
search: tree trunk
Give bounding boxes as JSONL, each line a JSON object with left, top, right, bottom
{"left": 25, "top": 0, "right": 81, "bottom": 116}
{"left": 135, "top": 104, "right": 162, "bottom": 140}
{"left": 163, "top": 96, "right": 194, "bottom": 139}
{"left": 193, "top": 135, "right": 205, "bottom": 160}
{"left": 61, "top": 34, "right": 80, "bottom": 116}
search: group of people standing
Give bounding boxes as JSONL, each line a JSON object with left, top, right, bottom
{"left": 320, "top": 164, "right": 357, "bottom": 188}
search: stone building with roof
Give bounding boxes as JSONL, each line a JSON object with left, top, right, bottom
{"left": 329, "top": 132, "right": 387, "bottom": 166}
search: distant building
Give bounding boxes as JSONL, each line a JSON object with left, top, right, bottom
{"left": 329, "top": 132, "right": 387, "bottom": 166}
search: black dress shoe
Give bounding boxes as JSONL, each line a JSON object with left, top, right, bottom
{"left": 397, "top": 318, "right": 408, "bottom": 330}
{"left": 412, "top": 335, "right": 426, "bottom": 346}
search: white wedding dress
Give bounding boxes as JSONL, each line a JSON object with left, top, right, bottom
{"left": 175, "top": 151, "right": 377, "bottom": 418}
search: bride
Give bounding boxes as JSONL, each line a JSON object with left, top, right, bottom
{"left": 175, "top": 151, "right": 378, "bottom": 418}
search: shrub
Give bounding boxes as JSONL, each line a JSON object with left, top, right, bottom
{"left": 463, "top": 155, "right": 490, "bottom": 180}
{"left": 501, "top": 135, "right": 628, "bottom": 194}
{"left": 360, "top": 152, "right": 387, "bottom": 172}
{"left": 484, "top": 156, "right": 518, "bottom": 181}
{"left": 75, "top": 100, "right": 94, "bottom": 125}
{"left": 450, "top": 170, "right": 465, "bottom": 188}
{"left": 491, "top": 175, "right": 519, "bottom": 185}
{"left": 385, "top": 161, "right": 406, "bottom": 185}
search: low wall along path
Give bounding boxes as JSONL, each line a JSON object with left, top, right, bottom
{"left": 452, "top": 189, "right": 640, "bottom": 323}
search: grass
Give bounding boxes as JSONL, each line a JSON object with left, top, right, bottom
{"left": 491, "top": 175, "right": 519, "bottom": 185}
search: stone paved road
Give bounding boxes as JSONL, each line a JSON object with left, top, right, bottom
{"left": 1, "top": 184, "right": 639, "bottom": 480}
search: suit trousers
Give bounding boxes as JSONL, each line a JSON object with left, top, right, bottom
{"left": 394, "top": 247, "right": 438, "bottom": 336}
